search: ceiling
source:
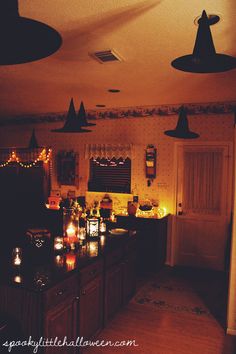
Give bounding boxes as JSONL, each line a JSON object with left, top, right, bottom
{"left": 0, "top": 0, "right": 236, "bottom": 117}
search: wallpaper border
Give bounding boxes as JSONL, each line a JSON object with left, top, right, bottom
{"left": 0, "top": 101, "right": 235, "bottom": 127}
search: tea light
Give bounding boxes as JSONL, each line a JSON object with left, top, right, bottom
{"left": 66, "top": 223, "right": 76, "bottom": 238}
{"left": 100, "top": 222, "right": 106, "bottom": 234}
{"left": 66, "top": 254, "right": 76, "bottom": 270}
{"left": 13, "top": 275, "right": 22, "bottom": 284}
{"left": 12, "top": 247, "right": 22, "bottom": 266}
{"left": 54, "top": 237, "right": 64, "bottom": 252}
{"left": 55, "top": 255, "right": 64, "bottom": 267}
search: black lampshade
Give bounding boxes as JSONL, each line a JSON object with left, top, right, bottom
{"left": 164, "top": 106, "right": 199, "bottom": 139}
{"left": 28, "top": 129, "right": 39, "bottom": 148}
{"left": 78, "top": 101, "right": 96, "bottom": 127}
{"left": 51, "top": 98, "right": 91, "bottom": 133}
{"left": 171, "top": 10, "right": 236, "bottom": 73}
{"left": 0, "top": 0, "right": 62, "bottom": 65}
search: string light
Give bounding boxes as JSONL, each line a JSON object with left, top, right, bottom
{"left": 0, "top": 148, "right": 52, "bottom": 168}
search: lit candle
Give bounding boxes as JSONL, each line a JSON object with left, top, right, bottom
{"left": 100, "top": 222, "right": 106, "bottom": 233}
{"left": 66, "top": 254, "right": 76, "bottom": 270}
{"left": 66, "top": 223, "right": 76, "bottom": 238}
{"left": 54, "top": 237, "right": 64, "bottom": 251}
{"left": 12, "top": 247, "right": 22, "bottom": 266}
{"left": 13, "top": 275, "right": 22, "bottom": 284}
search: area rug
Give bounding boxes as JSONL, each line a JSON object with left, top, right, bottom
{"left": 132, "top": 268, "right": 215, "bottom": 318}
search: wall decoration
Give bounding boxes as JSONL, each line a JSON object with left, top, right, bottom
{"left": 57, "top": 151, "right": 78, "bottom": 186}
{"left": 0, "top": 101, "right": 235, "bottom": 127}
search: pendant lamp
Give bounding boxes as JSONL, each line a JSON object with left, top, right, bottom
{"left": 164, "top": 106, "right": 199, "bottom": 139}
{"left": 78, "top": 101, "right": 96, "bottom": 127}
{"left": 171, "top": 10, "right": 236, "bottom": 73}
{"left": 0, "top": 0, "right": 62, "bottom": 65}
{"left": 28, "top": 129, "right": 39, "bottom": 148}
{"left": 51, "top": 98, "right": 91, "bottom": 133}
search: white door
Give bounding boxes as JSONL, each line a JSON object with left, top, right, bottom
{"left": 174, "top": 143, "right": 232, "bottom": 271}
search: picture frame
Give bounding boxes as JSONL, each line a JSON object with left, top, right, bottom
{"left": 57, "top": 151, "right": 79, "bottom": 186}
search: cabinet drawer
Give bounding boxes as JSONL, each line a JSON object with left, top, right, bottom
{"left": 80, "top": 259, "right": 103, "bottom": 287}
{"left": 43, "top": 275, "right": 77, "bottom": 311}
{"left": 105, "top": 247, "right": 123, "bottom": 268}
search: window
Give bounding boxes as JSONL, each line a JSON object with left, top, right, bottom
{"left": 88, "top": 157, "right": 131, "bottom": 193}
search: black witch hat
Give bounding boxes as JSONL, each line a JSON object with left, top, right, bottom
{"left": 51, "top": 98, "right": 91, "bottom": 133}
{"left": 28, "top": 129, "right": 39, "bottom": 148}
{"left": 164, "top": 106, "right": 199, "bottom": 139}
{"left": 77, "top": 101, "right": 96, "bottom": 127}
{"left": 0, "top": 0, "right": 62, "bottom": 65}
{"left": 171, "top": 10, "right": 236, "bottom": 73}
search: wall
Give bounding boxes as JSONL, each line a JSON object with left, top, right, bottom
{"left": 0, "top": 111, "right": 234, "bottom": 216}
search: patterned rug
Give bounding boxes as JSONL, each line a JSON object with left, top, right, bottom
{"left": 132, "top": 267, "right": 227, "bottom": 321}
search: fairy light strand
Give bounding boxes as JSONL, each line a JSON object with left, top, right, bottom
{"left": 0, "top": 148, "right": 52, "bottom": 168}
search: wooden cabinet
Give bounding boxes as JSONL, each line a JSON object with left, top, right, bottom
{"left": 116, "top": 215, "right": 168, "bottom": 273}
{"left": 44, "top": 298, "right": 78, "bottom": 354}
{"left": 104, "top": 239, "right": 137, "bottom": 324}
{"left": 104, "top": 263, "right": 123, "bottom": 324}
{"left": 122, "top": 250, "right": 136, "bottom": 304}
{"left": 78, "top": 260, "right": 104, "bottom": 340}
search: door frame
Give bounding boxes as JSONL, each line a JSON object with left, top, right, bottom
{"left": 170, "top": 140, "right": 233, "bottom": 266}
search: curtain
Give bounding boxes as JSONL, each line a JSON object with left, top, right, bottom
{"left": 183, "top": 149, "right": 223, "bottom": 215}
{"left": 85, "top": 144, "right": 132, "bottom": 159}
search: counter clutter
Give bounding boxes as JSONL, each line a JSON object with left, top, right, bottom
{"left": 0, "top": 230, "right": 137, "bottom": 354}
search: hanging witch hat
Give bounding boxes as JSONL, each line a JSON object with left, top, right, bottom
{"left": 28, "top": 129, "right": 39, "bottom": 148}
{"left": 164, "top": 106, "right": 199, "bottom": 139}
{"left": 51, "top": 98, "right": 91, "bottom": 133}
{"left": 0, "top": 0, "right": 62, "bottom": 65}
{"left": 171, "top": 10, "right": 236, "bottom": 73}
{"left": 77, "top": 101, "right": 96, "bottom": 127}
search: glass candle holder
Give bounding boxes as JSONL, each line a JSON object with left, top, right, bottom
{"left": 54, "top": 237, "right": 64, "bottom": 253}
{"left": 12, "top": 247, "right": 22, "bottom": 266}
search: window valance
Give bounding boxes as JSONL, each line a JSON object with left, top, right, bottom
{"left": 85, "top": 144, "right": 132, "bottom": 159}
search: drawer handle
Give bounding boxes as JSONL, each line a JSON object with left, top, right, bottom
{"left": 56, "top": 290, "right": 65, "bottom": 296}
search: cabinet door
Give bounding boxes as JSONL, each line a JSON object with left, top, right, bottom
{"left": 44, "top": 297, "right": 78, "bottom": 354}
{"left": 79, "top": 276, "right": 103, "bottom": 340}
{"left": 123, "top": 251, "right": 136, "bottom": 304}
{"left": 104, "top": 263, "right": 123, "bottom": 324}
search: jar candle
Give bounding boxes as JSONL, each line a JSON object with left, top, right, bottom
{"left": 12, "top": 247, "right": 22, "bottom": 266}
{"left": 54, "top": 237, "right": 64, "bottom": 252}
{"left": 66, "top": 223, "right": 76, "bottom": 238}
{"left": 66, "top": 254, "right": 76, "bottom": 270}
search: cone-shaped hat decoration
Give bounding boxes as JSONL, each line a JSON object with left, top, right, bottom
{"left": 78, "top": 101, "right": 96, "bottom": 127}
{"left": 164, "top": 106, "right": 199, "bottom": 139}
{"left": 28, "top": 129, "right": 39, "bottom": 148}
{"left": 171, "top": 10, "right": 236, "bottom": 73}
{"left": 0, "top": 0, "right": 62, "bottom": 65}
{"left": 51, "top": 98, "right": 91, "bottom": 133}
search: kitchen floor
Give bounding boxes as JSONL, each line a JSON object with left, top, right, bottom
{"left": 82, "top": 266, "right": 235, "bottom": 354}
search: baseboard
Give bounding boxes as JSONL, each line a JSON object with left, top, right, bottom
{"left": 226, "top": 328, "right": 236, "bottom": 336}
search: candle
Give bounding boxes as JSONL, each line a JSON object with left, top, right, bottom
{"left": 13, "top": 275, "right": 22, "bottom": 284}
{"left": 55, "top": 255, "right": 64, "bottom": 267}
{"left": 12, "top": 247, "right": 22, "bottom": 266}
{"left": 66, "top": 223, "right": 76, "bottom": 238}
{"left": 66, "top": 254, "right": 76, "bottom": 270}
{"left": 100, "top": 222, "right": 106, "bottom": 233}
{"left": 54, "top": 237, "right": 64, "bottom": 251}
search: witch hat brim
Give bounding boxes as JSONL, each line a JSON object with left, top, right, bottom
{"left": 51, "top": 127, "right": 91, "bottom": 133}
{"left": 171, "top": 10, "right": 236, "bottom": 73}
{"left": 164, "top": 106, "right": 199, "bottom": 139}
{"left": 0, "top": 0, "right": 62, "bottom": 65}
{"left": 78, "top": 101, "right": 96, "bottom": 127}
{"left": 171, "top": 53, "right": 236, "bottom": 73}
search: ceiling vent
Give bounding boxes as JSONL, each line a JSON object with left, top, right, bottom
{"left": 91, "top": 49, "right": 123, "bottom": 63}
